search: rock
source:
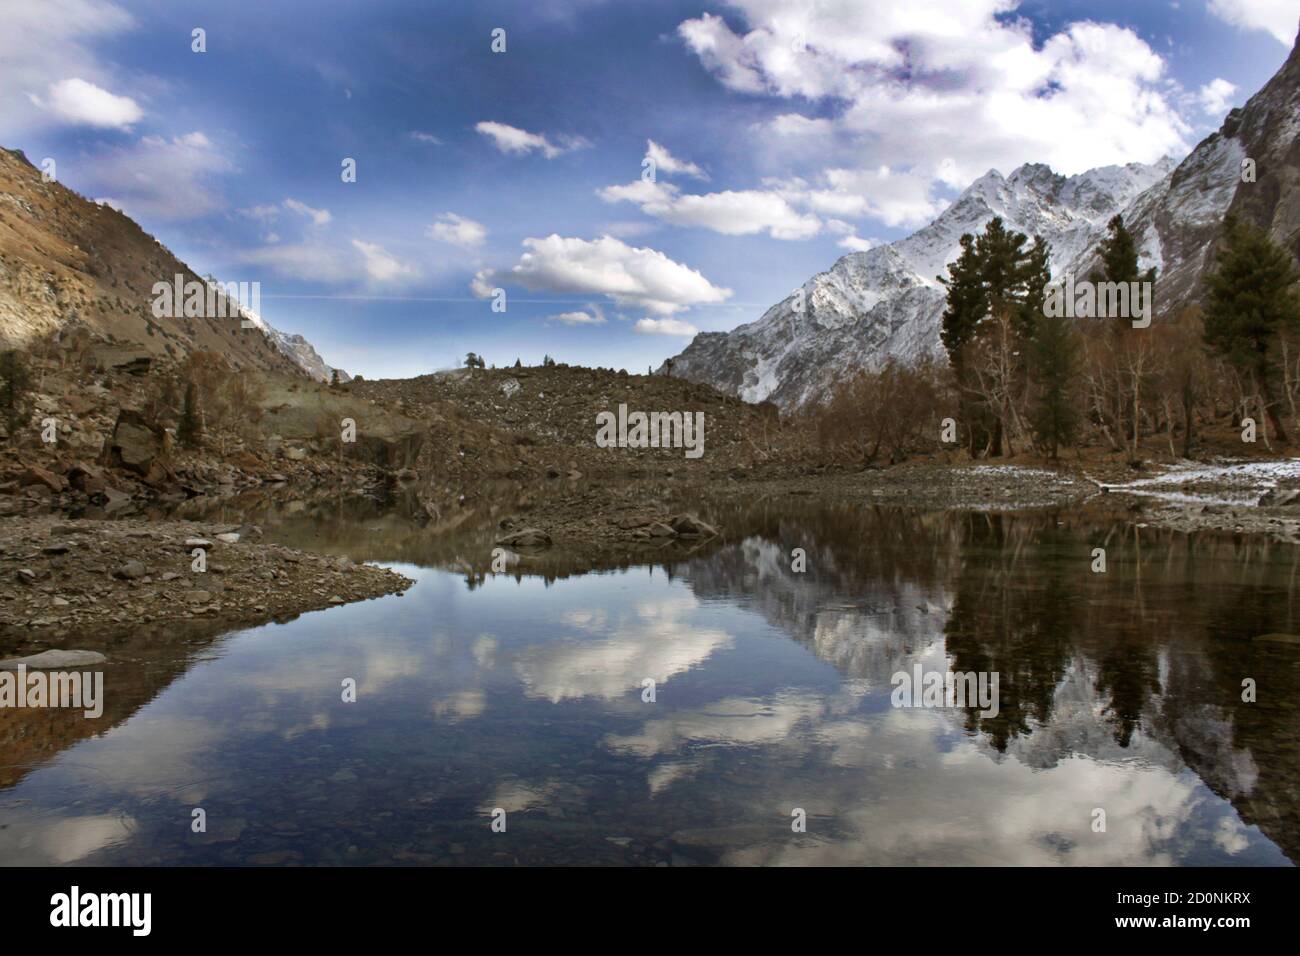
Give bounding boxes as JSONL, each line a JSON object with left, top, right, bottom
{"left": 15, "top": 568, "right": 36, "bottom": 584}
{"left": 215, "top": 532, "right": 240, "bottom": 544}
{"left": 1258, "top": 487, "right": 1300, "bottom": 507}
{"left": 185, "top": 538, "right": 213, "bottom": 548}
{"left": 500, "top": 378, "right": 521, "bottom": 399}
{"left": 42, "top": 543, "right": 71, "bottom": 555}
{"left": 285, "top": 447, "right": 308, "bottom": 461}
{"left": 51, "top": 596, "right": 70, "bottom": 606}
{"left": 0, "top": 649, "right": 108, "bottom": 670}
{"left": 183, "top": 590, "right": 212, "bottom": 603}
{"left": 669, "top": 514, "right": 718, "bottom": 537}
{"left": 113, "top": 559, "right": 147, "bottom": 580}
{"left": 20, "top": 465, "right": 67, "bottom": 492}
{"left": 329, "top": 595, "right": 345, "bottom": 604}
{"left": 67, "top": 462, "right": 105, "bottom": 493}
{"left": 496, "top": 528, "right": 552, "bottom": 548}
{"left": 647, "top": 522, "right": 676, "bottom": 537}
{"left": 100, "top": 409, "right": 174, "bottom": 484}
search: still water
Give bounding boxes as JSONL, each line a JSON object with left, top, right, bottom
{"left": 2, "top": 497, "right": 1297, "bottom": 865}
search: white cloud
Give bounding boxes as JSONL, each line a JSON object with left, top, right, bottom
{"left": 837, "top": 234, "right": 875, "bottom": 252}
{"left": 35, "top": 76, "right": 142, "bottom": 128}
{"left": 767, "top": 113, "right": 836, "bottom": 137}
{"left": 82, "top": 132, "right": 232, "bottom": 221}
{"left": 427, "top": 212, "right": 487, "bottom": 249}
{"left": 771, "top": 165, "right": 949, "bottom": 229}
{"left": 0, "top": 0, "right": 135, "bottom": 135}
{"left": 599, "top": 178, "right": 822, "bottom": 240}
{"left": 549, "top": 308, "right": 606, "bottom": 325}
{"left": 645, "top": 139, "right": 707, "bottom": 180}
{"left": 1198, "top": 78, "right": 1239, "bottom": 116}
{"left": 410, "top": 130, "right": 442, "bottom": 145}
{"left": 351, "top": 239, "right": 417, "bottom": 283}
{"left": 475, "top": 121, "right": 588, "bottom": 158}
{"left": 1209, "top": 0, "right": 1299, "bottom": 45}
{"left": 635, "top": 317, "right": 699, "bottom": 336}
{"left": 283, "top": 197, "right": 332, "bottom": 226}
{"left": 475, "top": 234, "right": 731, "bottom": 315}
{"left": 679, "top": 2, "right": 1192, "bottom": 194}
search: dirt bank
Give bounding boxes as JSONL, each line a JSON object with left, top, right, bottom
{"left": 0, "top": 516, "right": 412, "bottom": 641}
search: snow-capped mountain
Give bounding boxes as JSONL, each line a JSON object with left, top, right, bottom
{"left": 663, "top": 159, "right": 1173, "bottom": 409}
{"left": 667, "top": 27, "right": 1300, "bottom": 411}
{"left": 236, "top": 303, "right": 350, "bottom": 383}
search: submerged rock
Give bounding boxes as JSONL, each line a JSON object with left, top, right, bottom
{"left": 0, "top": 649, "right": 108, "bottom": 670}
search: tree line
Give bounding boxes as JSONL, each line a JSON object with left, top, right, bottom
{"left": 812, "top": 212, "right": 1300, "bottom": 463}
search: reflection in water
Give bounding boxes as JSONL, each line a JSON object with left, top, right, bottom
{"left": 0, "top": 496, "right": 1296, "bottom": 866}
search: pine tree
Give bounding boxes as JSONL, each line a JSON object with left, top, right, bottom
{"left": 177, "top": 381, "right": 202, "bottom": 448}
{"left": 1029, "top": 309, "right": 1080, "bottom": 459}
{"left": 1203, "top": 216, "right": 1300, "bottom": 441}
{"left": 939, "top": 234, "right": 986, "bottom": 362}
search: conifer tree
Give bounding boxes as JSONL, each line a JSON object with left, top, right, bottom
{"left": 1203, "top": 216, "right": 1300, "bottom": 441}
{"left": 1029, "top": 308, "right": 1080, "bottom": 459}
{"left": 177, "top": 381, "right": 202, "bottom": 448}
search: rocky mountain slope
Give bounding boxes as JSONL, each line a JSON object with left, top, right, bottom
{"left": 0, "top": 146, "right": 342, "bottom": 382}
{"left": 668, "top": 27, "right": 1300, "bottom": 411}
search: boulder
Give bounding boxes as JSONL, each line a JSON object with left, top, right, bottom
{"left": 669, "top": 513, "right": 718, "bottom": 537}
{"left": 100, "top": 409, "right": 174, "bottom": 484}
{"left": 20, "top": 465, "right": 67, "bottom": 492}
{"left": 113, "top": 559, "right": 147, "bottom": 580}
{"left": 496, "top": 527, "right": 552, "bottom": 549}
{"left": 0, "top": 649, "right": 108, "bottom": 670}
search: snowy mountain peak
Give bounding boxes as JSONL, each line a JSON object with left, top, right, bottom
{"left": 663, "top": 154, "right": 1195, "bottom": 409}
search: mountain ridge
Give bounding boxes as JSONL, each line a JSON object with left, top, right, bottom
{"left": 666, "top": 27, "right": 1300, "bottom": 410}
{"left": 0, "top": 146, "right": 344, "bottom": 383}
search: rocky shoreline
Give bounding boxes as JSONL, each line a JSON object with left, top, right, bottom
{"left": 0, "top": 515, "right": 412, "bottom": 644}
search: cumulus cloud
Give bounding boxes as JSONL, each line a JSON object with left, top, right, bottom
{"left": 0, "top": 0, "right": 136, "bottom": 135}
{"left": 599, "top": 178, "right": 821, "bottom": 239}
{"left": 33, "top": 76, "right": 142, "bottom": 128}
{"left": 635, "top": 317, "right": 699, "bottom": 336}
{"left": 351, "top": 239, "right": 417, "bottom": 283}
{"left": 427, "top": 212, "right": 487, "bottom": 249}
{"left": 548, "top": 307, "right": 606, "bottom": 325}
{"left": 678, "top": 1, "right": 1192, "bottom": 194}
{"left": 1209, "top": 0, "right": 1299, "bottom": 45}
{"left": 474, "top": 234, "right": 731, "bottom": 315}
{"left": 1197, "top": 78, "right": 1239, "bottom": 116}
{"left": 768, "top": 166, "right": 948, "bottom": 229}
{"left": 475, "top": 121, "right": 588, "bottom": 158}
{"left": 645, "top": 139, "right": 708, "bottom": 180}
{"left": 85, "top": 131, "right": 232, "bottom": 221}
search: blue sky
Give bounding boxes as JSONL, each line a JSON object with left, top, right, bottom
{"left": 4, "top": 0, "right": 1297, "bottom": 377}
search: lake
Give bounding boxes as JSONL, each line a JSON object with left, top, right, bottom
{"left": 1, "top": 496, "right": 1296, "bottom": 865}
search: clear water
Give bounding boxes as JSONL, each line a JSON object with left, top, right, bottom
{"left": 2, "top": 497, "right": 1297, "bottom": 866}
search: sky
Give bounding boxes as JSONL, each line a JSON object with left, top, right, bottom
{"left": 2, "top": 0, "right": 1298, "bottom": 378}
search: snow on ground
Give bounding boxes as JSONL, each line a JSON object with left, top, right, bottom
{"left": 1098, "top": 458, "right": 1300, "bottom": 506}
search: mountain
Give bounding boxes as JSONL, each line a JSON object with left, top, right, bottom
{"left": 667, "top": 27, "right": 1300, "bottom": 411}
{"left": 0, "top": 146, "right": 344, "bottom": 382}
